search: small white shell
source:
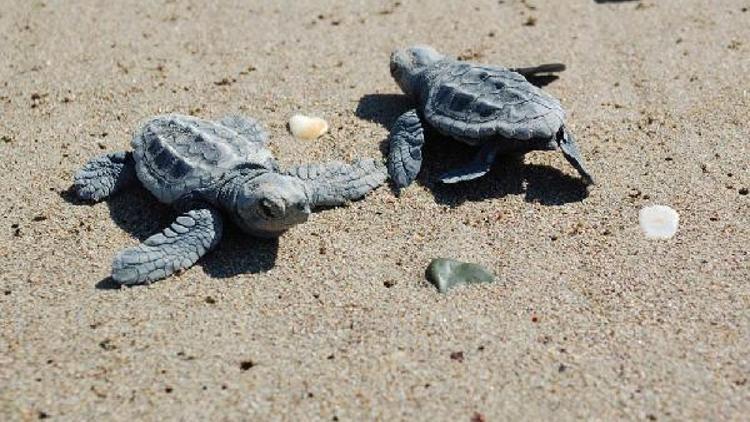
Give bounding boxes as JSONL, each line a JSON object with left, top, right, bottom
{"left": 288, "top": 114, "right": 328, "bottom": 140}
{"left": 639, "top": 205, "right": 679, "bottom": 239}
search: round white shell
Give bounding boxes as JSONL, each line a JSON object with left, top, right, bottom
{"left": 289, "top": 114, "right": 328, "bottom": 140}
{"left": 639, "top": 205, "right": 679, "bottom": 239}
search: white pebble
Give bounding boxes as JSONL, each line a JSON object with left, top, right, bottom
{"left": 289, "top": 114, "right": 328, "bottom": 140}
{"left": 639, "top": 205, "right": 679, "bottom": 239}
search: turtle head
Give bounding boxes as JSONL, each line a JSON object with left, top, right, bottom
{"left": 234, "top": 173, "right": 311, "bottom": 237}
{"left": 390, "top": 45, "right": 444, "bottom": 98}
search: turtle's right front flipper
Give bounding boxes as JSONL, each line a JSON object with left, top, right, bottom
{"left": 387, "top": 109, "right": 425, "bottom": 190}
{"left": 74, "top": 151, "right": 137, "bottom": 201}
{"left": 111, "top": 207, "right": 223, "bottom": 285}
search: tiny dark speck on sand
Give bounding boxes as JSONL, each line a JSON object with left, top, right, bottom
{"left": 240, "top": 360, "right": 255, "bottom": 371}
{"left": 471, "top": 412, "right": 486, "bottom": 422}
{"left": 450, "top": 351, "right": 465, "bottom": 362}
{"left": 214, "top": 78, "right": 235, "bottom": 86}
{"left": 99, "top": 339, "right": 116, "bottom": 351}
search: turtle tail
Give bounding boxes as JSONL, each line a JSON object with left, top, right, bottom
{"left": 557, "top": 127, "right": 594, "bottom": 185}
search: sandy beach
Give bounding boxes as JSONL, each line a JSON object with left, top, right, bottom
{"left": 1, "top": 0, "right": 748, "bottom": 419}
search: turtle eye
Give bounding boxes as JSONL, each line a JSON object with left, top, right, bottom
{"left": 259, "top": 199, "right": 282, "bottom": 219}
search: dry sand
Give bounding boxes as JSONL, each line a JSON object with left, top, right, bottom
{"left": 1, "top": 0, "right": 748, "bottom": 420}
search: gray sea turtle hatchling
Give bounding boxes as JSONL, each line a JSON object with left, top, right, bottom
{"left": 74, "top": 114, "right": 386, "bottom": 285}
{"left": 387, "top": 45, "right": 594, "bottom": 189}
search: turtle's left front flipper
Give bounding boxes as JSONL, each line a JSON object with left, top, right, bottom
{"left": 387, "top": 109, "right": 425, "bottom": 190}
{"left": 286, "top": 159, "right": 387, "bottom": 208}
{"left": 111, "top": 207, "right": 223, "bottom": 285}
{"left": 74, "top": 151, "right": 137, "bottom": 201}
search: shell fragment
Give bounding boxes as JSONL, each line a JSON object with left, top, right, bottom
{"left": 289, "top": 114, "right": 328, "bottom": 140}
{"left": 639, "top": 205, "right": 679, "bottom": 239}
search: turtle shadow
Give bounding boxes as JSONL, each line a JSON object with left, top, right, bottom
{"left": 355, "top": 93, "right": 412, "bottom": 158}
{"left": 417, "top": 137, "right": 589, "bottom": 207}
{"left": 356, "top": 93, "right": 420, "bottom": 196}
{"left": 60, "top": 185, "right": 278, "bottom": 287}
{"left": 200, "top": 229, "right": 278, "bottom": 279}
{"left": 355, "top": 93, "right": 413, "bottom": 129}
{"left": 354, "top": 94, "right": 589, "bottom": 205}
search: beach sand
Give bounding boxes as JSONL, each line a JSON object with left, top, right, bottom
{"left": 1, "top": 0, "right": 748, "bottom": 419}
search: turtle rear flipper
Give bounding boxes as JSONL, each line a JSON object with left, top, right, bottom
{"left": 111, "top": 207, "right": 223, "bottom": 285}
{"left": 219, "top": 115, "right": 269, "bottom": 144}
{"left": 509, "top": 63, "right": 566, "bottom": 87}
{"left": 74, "top": 151, "right": 137, "bottom": 201}
{"left": 558, "top": 127, "right": 594, "bottom": 185}
{"left": 509, "top": 63, "right": 566, "bottom": 77}
{"left": 438, "top": 142, "right": 499, "bottom": 184}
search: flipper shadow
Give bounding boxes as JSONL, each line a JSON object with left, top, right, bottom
{"left": 524, "top": 74, "right": 560, "bottom": 88}
{"left": 95, "top": 277, "right": 121, "bottom": 290}
{"left": 61, "top": 185, "right": 278, "bottom": 287}
{"left": 355, "top": 94, "right": 589, "bottom": 207}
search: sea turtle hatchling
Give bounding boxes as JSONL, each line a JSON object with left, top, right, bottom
{"left": 387, "top": 45, "right": 594, "bottom": 189}
{"left": 74, "top": 114, "right": 386, "bottom": 285}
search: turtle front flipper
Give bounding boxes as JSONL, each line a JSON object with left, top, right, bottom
{"left": 438, "top": 142, "right": 500, "bottom": 184}
{"left": 557, "top": 127, "right": 594, "bottom": 185}
{"left": 74, "top": 151, "right": 137, "bottom": 201}
{"left": 111, "top": 207, "right": 223, "bottom": 285}
{"left": 286, "top": 158, "right": 387, "bottom": 208}
{"left": 387, "top": 109, "right": 425, "bottom": 190}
